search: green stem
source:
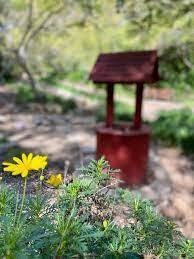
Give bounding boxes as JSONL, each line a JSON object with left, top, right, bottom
{"left": 39, "top": 169, "right": 43, "bottom": 191}
{"left": 17, "top": 177, "right": 27, "bottom": 224}
{"left": 13, "top": 189, "right": 20, "bottom": 226}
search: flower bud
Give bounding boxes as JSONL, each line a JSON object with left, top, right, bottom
{"left": 40, "top": 175, "right": 45, "bottom": 181}
{"left": 103, "top": 220, "right": 109, "bottom": 229}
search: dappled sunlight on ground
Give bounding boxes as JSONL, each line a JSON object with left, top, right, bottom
{"left": 0, "top": 85, "right": 193, "bottom": 238}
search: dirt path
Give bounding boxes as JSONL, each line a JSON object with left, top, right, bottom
{"left": 0, "top": 111, "right": 193, "bottom": 238}
{"left": 0, "top": 113, "right": 96, "bottom": 165}
{"left": 39, "top": 80, "right": 184, "bottom": 121}
{"left": 0, "top": 85, "right": 193, "bottom": 238}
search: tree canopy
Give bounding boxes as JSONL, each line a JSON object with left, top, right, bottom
{"left": 0, "top": 0, "right": 194, "bottom": 90}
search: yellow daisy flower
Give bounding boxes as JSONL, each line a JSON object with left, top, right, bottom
{"left": 46, "top": 174, "right": 62, "bottom": 187}
{"left": 2, "top": 153, "right": 47, "bottom": 178}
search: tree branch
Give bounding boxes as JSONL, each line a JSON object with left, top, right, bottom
{"left": 24, "top": 5, "right": 64, "bottom": 49}
{"left": 182, "top": 57, "right": 194, "bottom": 69}
{"left": 18, "top": 0, "right": 34, "bottom": 51}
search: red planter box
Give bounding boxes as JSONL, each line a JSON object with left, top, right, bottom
{"left": 96, "top": 122, "right": 150, "bottom": 185}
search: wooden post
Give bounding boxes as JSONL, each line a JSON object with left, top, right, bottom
{"left": 106, "top": 84, "right": 114, "bottom": 127}
{"left": 133, "top": 83, "right": 144, "bottom": 129}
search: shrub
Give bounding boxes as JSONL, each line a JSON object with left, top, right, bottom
{"left": 15, "top": 84, "right": 36, "bottom": 103}
{"left": 0, "top": 155, "right": 193, "bottom": 258}
{"left": 152, "top": 108, "right": 194, "bottom": 154}
{"left": 13, "top": 83, "right": 77, "bottom": 113}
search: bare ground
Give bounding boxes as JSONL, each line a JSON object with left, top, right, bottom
{"left": 0, "top": 84, "right": 193, "bottom": 238}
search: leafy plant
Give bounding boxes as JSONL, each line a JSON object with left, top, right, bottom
{"left": 0, "top": 156, "right": 193, "bottom": 258}
{"left": 15, "top": 84, "right": 36, "bottom": 103}
{"left": 152, "top": 108, "right": 194, "bottom": 154}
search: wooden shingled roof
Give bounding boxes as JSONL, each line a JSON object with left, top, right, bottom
{"left": 89, "top": 50, "right": 159, "bottom": 84}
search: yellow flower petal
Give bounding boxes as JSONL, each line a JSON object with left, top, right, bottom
{"left": 12, "top": 170, "right": 22, "bottom": 175}
{"left": 46, "top": 174, "right": 62, "bottom": 187}
{"left": 31, "top": 155, "right": 47, "bottom": 170}
{"left": 21, "top": 170, "right": 28, "bottom": 177}
{"left": 4, "top": 165, "right": 19, "bottom": 171}
{"left": 22, "top": 153, "right": 28, "bottom": 166}
{"left": 13, "top": 157, "right": 23, "bottom": 165}
{"left": 27, "top": 153, "right": 33, "bottom": 163}
{"left": 2, "top": 161, "right": 12, "bottom": 166}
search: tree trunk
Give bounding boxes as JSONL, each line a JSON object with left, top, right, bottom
{"left": 14, "top": 50, "right": 37, "bottom": 94}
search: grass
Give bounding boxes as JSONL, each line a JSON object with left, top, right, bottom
{"left": 57, "top": 83, "right": 135, "bottom": 122}
{"left": 96, "top": 103, "right": 134, "bottom": 122}
{"left": 42, "top": 78, "right": 135, "bottom": 120}
{"left": 7, "top": 82, "right": 77, "bottom": 113}
{"left": 6, "top": 79, "right": 135, "bottom": 121}
{"left": 41, "top": 70, "right": 194, "bottom": 105}
{"left": 6, "top": 78, "right": 194, "bottom": 155}
{"left": 51, "top": 80, "right": 105, "bottom": 102}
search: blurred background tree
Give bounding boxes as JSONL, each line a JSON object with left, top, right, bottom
{"left": 0, "top": 0, "right": 101, "bottom": 91}
{"left": 0, "top": 0, "right": 194, "bottom": 92}
{"left": 116, "top": 0, "right": 194, "bottom": 90}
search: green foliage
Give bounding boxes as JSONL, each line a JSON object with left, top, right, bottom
{"left": 14, "top": 83, "right": 77, "bottom": 113}
{"left": 0, "top": 136, "right": 7, "bottom": 148}
{"left": 1, "top": 0, "right": 194, "bottom": 94}
{"left": 158, "top": 47, "right": 194, "bottom": 91}
{"left": 43, "top": 93, "right": 77, "bottom": 113}
{"left": 0, "top": 158, "right": 193, "bottom": 258}
{"left": 96, "top": 102, "right": 134, "bottom": 122}
{"left": 65, "top": 70, "right": 88, "bottom": 83}
{"left": 16, "top": 84, "right": 36, "bottom": 103}
{"left": 79, "top": 157, "right": 112, "bottom": 183}
{"left": 152, "top": 108, "right": 194, "bottom": 154}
